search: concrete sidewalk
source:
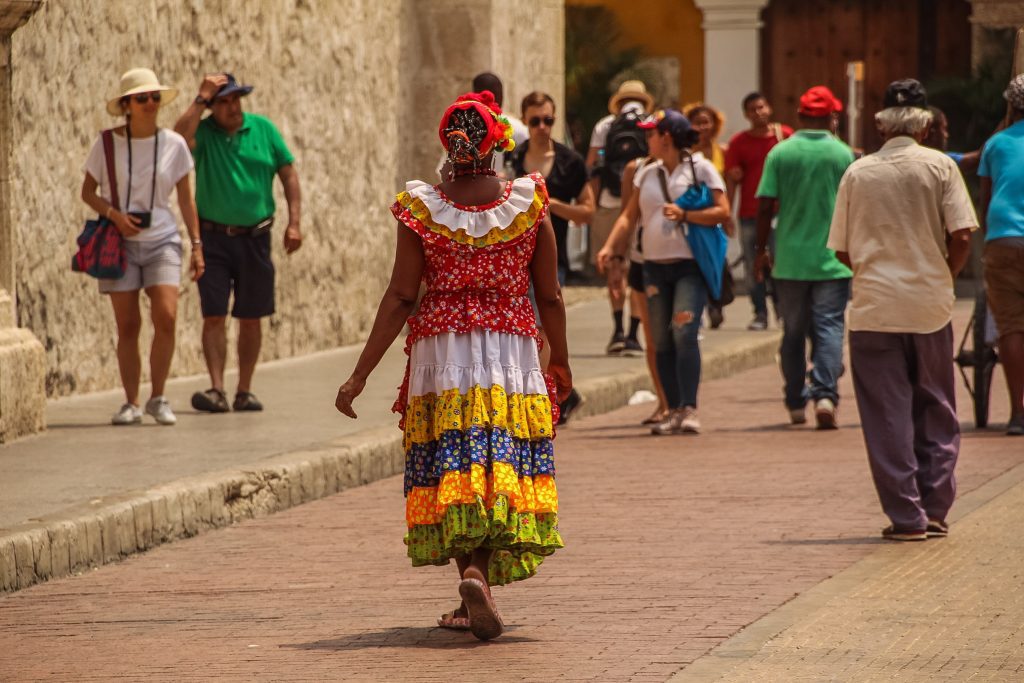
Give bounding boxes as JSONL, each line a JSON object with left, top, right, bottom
{"left": 0, "top": 293, "right": 780, "bottom": 591}
{"left": 0, "top": 302, "right": 1019, "bottom": 681}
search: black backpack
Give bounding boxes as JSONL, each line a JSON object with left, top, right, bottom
{"left": 600, "top": 111, "right": 648, "bottom": 197}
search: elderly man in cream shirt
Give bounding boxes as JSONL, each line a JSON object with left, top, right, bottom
{"left": 828, "top": 79, "right": 978, "bottom": 543}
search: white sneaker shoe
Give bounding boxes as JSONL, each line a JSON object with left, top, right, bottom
{"left": 111, "top": 403, "right": 142, "bottom": 425}
{"left": 680, "top": 407, "right": 701, "bottom": 433}
{"left": 145, "top": 396, "right": 177, "bottom": 426}
{"left": 815, "top": 398, "right": 837, "bottom": 430}
{"left": 651, "top": 409, "right": 684, "bottom": 435}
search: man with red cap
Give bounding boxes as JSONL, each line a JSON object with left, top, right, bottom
{"left": 753, "top": 86, "right": 854, "bottom": 428}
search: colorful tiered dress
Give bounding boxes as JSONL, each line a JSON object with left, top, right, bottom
{"left": 390, "top": 172, "right": 564, "bottom": 585}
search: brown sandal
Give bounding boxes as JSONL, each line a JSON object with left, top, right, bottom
{"left": 458, "top": 578, "right": 504, "bottom": 641}
{"left": 642, "top": 408, "right": 668, "bottom": 425}
{"left": 437, "top": 608, "right": 471, "bottom": 630}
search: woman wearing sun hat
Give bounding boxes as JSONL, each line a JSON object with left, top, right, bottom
{"left": 335, "top": 91, "right": 571, "bottom": 641}
{"left": 80, "top": 67, "right": 202, "bottom": 426}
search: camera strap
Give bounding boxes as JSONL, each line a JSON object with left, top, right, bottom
{"left": 125, "top": 124, "right": 159, "bottom": 212}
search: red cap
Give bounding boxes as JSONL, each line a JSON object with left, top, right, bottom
{"left": 798, "top": 86, "right": 843, "bottom": 117}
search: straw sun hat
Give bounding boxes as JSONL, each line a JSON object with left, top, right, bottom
{"left": 106, "top": 67, "right": 178, "bottom": 116}
{"left": 608, "top": 79, "right": 654, "bottom": 114}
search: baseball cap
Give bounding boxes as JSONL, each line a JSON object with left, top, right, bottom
{"left": 637, "top": 108, "right": 693, "bottom": 138}
{"left": 883, "top": 79, "right": 928, "bottom": 109}
{"left": 214, "top": 73, "right": 254, "bottom": 100}
{"left": 798, "top": 86, "right": 843, "bottom": 117}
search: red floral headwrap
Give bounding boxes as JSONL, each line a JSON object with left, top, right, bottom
{"left": 438, "top": 90, "right": 516, "bottom": 163}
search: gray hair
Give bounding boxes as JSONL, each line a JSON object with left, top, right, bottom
{"left": 874, "top": 106, "right": 934, "bottom": 137}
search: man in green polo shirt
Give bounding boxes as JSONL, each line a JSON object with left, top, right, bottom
{"left": 754, "top": 85, "right": 853, "bottom": 429}
{"left": 174, "top": 72, "right": 302, "bottom": 414}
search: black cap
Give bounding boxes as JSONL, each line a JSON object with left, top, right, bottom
{"left": 883, "top": 79, "right": 928, "bottom": 109}
{"left": 214, "top": 73, "right": 254, "bottom": 100}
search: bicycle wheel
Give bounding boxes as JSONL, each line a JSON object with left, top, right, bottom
{"left": 973, "top": 290, "right": 994, "bottom": 429}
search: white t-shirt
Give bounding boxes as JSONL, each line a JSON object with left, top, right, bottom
{"left": 633, "top": 153, "right": 726, "bottom": 261}
{"left": 83, "top": 128, "right": 194, "bottom": 243}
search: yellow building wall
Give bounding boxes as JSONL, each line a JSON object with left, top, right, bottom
{"left": 566, "top": 0, "right": 705, "bottom": 107}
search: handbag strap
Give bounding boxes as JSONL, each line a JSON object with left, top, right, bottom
{"left": 102, "top": 129, "right": 120, "bottom": 211}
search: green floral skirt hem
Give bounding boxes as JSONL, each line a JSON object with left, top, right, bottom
{"left": 405, "top": 495, "right": 563, "bottom": 585}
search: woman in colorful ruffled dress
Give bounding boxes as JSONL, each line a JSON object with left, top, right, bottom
{"left": 335, "top": 91, "right": 571, "bottom": 641}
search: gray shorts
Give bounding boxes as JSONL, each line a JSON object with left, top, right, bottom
{"left": 99, "top": 236, "right": 182, "bottom": 293}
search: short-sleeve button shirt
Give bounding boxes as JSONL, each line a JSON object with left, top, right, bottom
{"left": 827, "top": 136, "right": 978, "bottom": 333}
{"left": 193, "top": 112, "right": 295, "bottom": 226}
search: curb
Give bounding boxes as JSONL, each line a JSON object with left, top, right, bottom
{"left": 0, "top": 333, "right": 780, "bottom": 593}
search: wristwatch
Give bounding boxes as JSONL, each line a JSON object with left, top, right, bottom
{"left": 194, "top": 95, "right": 211, "bottom": 107}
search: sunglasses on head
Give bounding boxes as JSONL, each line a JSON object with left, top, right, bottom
{"left": 131, "top": 92, "right": 162, "bottom": 104}
{"left": 528, "top": 115, "right": 555, "bottom": 128}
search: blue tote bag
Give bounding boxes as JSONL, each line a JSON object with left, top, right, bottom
{"left": 656, "top": 156, "right": 728, "bottom": 300}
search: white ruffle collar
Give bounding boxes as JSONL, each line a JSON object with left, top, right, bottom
{"left": 405, "top": 175, "right": 537, "bottom": 238}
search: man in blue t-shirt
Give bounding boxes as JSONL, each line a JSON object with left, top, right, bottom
{"left": 978, "top": 74, "right": 1024, "bottom": 436}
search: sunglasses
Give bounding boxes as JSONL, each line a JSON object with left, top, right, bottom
{"left": 528, "top": 115, "right": 555, "bottom": 128}
{"left": 131, "top": 92, "right": 162, "bottom": 104}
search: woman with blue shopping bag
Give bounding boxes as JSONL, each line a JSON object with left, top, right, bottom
{"left": 598, "top": 109, "right": 730, "bottom": 434}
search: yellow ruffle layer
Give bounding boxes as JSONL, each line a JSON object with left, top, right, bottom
{"left": 403, "top": 385, "right": 554, "bottom": 450}
{"left": 395, "top": 188, "right": 546, "bottom": 247}
{"left": 406, "top": 462, "right": 558, "bottom": 526}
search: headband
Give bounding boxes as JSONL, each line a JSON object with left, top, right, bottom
{"left": 438, "top": 90, "right": 516, "bottom": 161}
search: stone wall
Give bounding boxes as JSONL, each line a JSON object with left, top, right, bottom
{"left": 11, "top": 0, "right": 564, "bottom": 397}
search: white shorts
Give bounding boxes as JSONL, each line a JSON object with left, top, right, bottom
{"left": 99, "top": 235, "right": 182, "bottom": 293}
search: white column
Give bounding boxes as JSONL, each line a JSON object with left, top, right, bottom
{"left": 694, "top": 0, "right": 770, "bottom": 141}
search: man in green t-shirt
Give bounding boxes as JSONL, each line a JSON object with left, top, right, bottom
{"left": 754, "top": 86, "right": 853, "bottom": 429}
{"left": 174, "top": 73, "right": 302, "bottom": 414}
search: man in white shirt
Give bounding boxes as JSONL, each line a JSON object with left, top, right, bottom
{"left": 827, "top": 79, "right": 978, "bottom": 542}
{"left": 586, "top": 80, "right": 654, "bottom": 355}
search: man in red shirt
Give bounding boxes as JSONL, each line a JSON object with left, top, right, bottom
{"left": 725, "top": 92, "right": 793, "bottom": 330}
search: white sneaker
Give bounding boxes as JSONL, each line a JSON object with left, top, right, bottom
{"left": 145, "top": 396, "right": 177, "bottom": 426}
{"left": 815, "top": 398, "right": 837, "bottom": 430}
{"left": 650, "top": 409, "right": 685, "bottom": 435}
{"left": 111, "top": 403, "right": 142, "bottom": 425}
{"left": 680, "top": 407, "right": 701, "bottom": 433}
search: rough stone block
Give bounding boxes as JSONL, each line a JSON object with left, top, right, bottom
{"left": 0, "top": 327, "right": 46, "bottom": 443}
{"left": 0, "top": 539, "right": 16, "bottom": 591}
{"left": 337, "top": 451, "right": 359, "bottom": 490}
{"left": 322, "top": 454, "right": 340, "bottom": 496}
{"left": 288, "top": 465, "right": 304, "bottom": 506}
{"left": 80, "top": 516, "right": 102, "bottom": 571}
{"left": 47, "top": 522, "right": 71, "bottom": 578}
{"left": 208, "top": 482, "right": 227, "bottom": 528}
{"left": 100, "top": 510, "right": 120, "bottom": 563}
{"left": 149, "top": 494, "right": 169, "bottom": 543}
{"left": 162, "top": 488, "right": 185, "bottom": 539}
{"left": 180, "top": 487, "right": 199, "bottom": 536}
{"left": 12, "top": 533, "right": 35, "bottom": 589}
{"left": 131, "top": 498, "right": 154, "bottom": 550}
{"left": 113, "top": 503, "right": 136, "bottom": 554}
{"left": 310, "top": 459, "right": 326, "bottom": 501}
{"left": 28, "top": 527, "right": 51, "bottom": 580}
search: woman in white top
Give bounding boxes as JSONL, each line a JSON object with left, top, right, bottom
{"left": 81, "top": 68, "right": 202, "bottom": 426}
{"left": 597, "top": 109, "right": 729, "bottom": 434}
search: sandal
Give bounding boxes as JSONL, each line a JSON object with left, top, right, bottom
{"left": 232, "top": 391, "right": 264, "bottom": 412}
{"left": 191, "top": 388, "right": 229, "bottom": 413}
{"left": 437, "top": 608, "right": 471, "bottom": 631}
{"left": 642, "top": 408, "right": 668, "bottom": 425}
{"left": 458, "top": 578, "right": 504, "bottom": 641}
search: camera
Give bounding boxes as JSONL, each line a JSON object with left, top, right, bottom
{"left": 128, "top": 211, "right": 152, "bottom": 228}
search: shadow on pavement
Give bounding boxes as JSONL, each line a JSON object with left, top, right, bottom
{"left": 763, "top": 537, "right": 886, "bottom": 546}
{"left": 284, "top": 626, "right": 537, "bottom": 650}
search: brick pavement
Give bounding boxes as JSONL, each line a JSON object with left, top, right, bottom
{"left": 0, "top": 353, "right": 1021, "bottom": 681}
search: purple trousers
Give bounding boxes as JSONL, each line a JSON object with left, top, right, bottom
{"left": 849, "top": 324, "right": 959, "bottom": 531}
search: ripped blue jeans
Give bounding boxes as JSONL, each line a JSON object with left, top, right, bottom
{"left": 643, "top": 260, "right": 707, "bottom": 409}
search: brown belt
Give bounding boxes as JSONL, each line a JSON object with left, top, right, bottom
{"left": 200, "top": 217, "right": 273, "bottom": 237}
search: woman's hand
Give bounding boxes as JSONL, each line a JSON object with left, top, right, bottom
{"left": 662, "top": 204, "right": 684, "bottom": 222}
{"left": 548, "top": 363, "right": 573, "bottom": 403}
{"left": 595, "top": 244, "right": 615, "bottom": 274}
{"left": 190, "top": 247, "right": 205, "bottom": 281}
{"left": 110, "top": 210, "right": 142, "bottom": 238}
{"left": 335, "top": 375, "right": 366, "bottom": 418}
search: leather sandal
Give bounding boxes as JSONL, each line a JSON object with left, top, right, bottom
{"left": 191, "top": 388, "right": 229, "bottom": 413}
{"left": 437, "top": 608, "right": 471, "bottom": 630}
{"left": 233, "top": 391, "right": 264, "bottom": 412}
{"left": 458, "top": 578, "right": 504, "bottom": 641}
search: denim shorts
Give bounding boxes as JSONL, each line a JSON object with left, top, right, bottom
{"left": 98, "top": 235, "right": 182, "bottom": 293}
